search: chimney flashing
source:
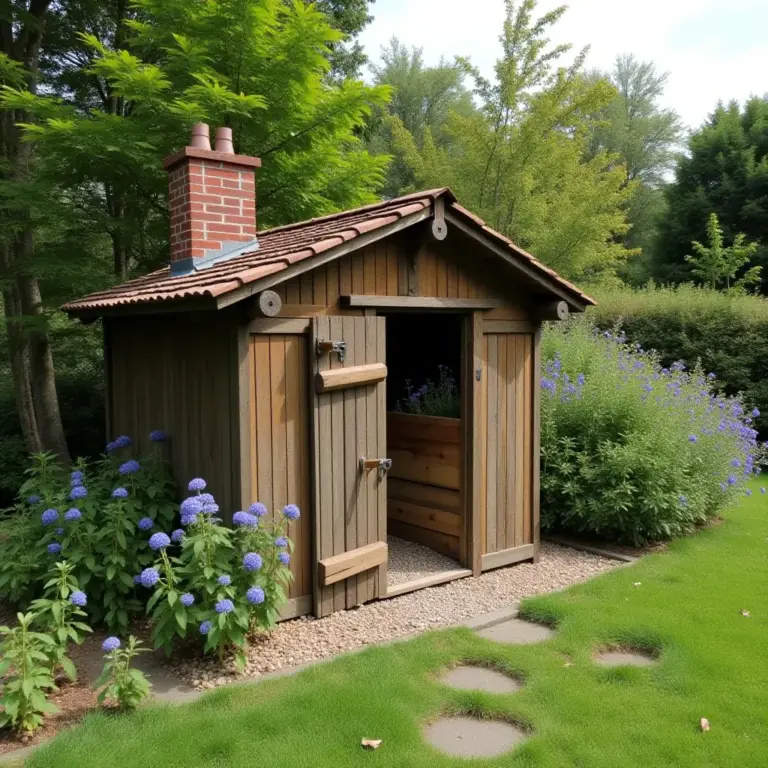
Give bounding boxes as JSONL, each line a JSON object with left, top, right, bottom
{"left": 163, "top": 145, "right": 262, "bottom": 171}
{"left": 169, "top": 238, "right": 260, "bottom": 277}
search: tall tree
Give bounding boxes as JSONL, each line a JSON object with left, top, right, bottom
{"left": 368, "top": 37, "right": 475, "bottom": 197}
{"left": 315, "top": 0, "right": 375, "bottom": 81}
{"left": 390, "top": 0, "right": 634, "bottom": 279}
{"left": 0, "top": 0, "right": 69, "bottom": 461}
{"left": 653, "top": 97, "right": 768, "bottom": 290}
{"left": 585, "top": 54, "right": 683, "bottom": 278}
{"left": 2, "top": 0, "right": 391, "bottom": 282}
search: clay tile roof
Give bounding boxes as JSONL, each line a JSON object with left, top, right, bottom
{"left": 63, "top": 188, "right": 594, "bottom": 314}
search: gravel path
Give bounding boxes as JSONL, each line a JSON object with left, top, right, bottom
{"left": 176, "top": 542, "right": 621, "bottom": 690}
{"left": 387, "top": 535, "right": 466, "bottom": 587}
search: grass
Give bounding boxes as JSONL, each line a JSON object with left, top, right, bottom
{"left": 26, "top": 482, "right": 768, "bottom": 767}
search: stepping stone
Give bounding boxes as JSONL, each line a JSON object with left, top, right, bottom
{"left": 424, "top": 716, "right": 526, "bottom": 758}
{"left": 594, "top": 650, "right": 656, "bottom": 667}
{"left": 440, "top": 665, "right": 521, "bottom": 694}
{"left": 477, "top": 618, "right": 554, "bottom": 645}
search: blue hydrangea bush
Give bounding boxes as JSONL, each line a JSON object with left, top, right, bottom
{"left": 143, "top": 479, "right": 297, "bottom": 669}
{"left": 541, "top": 320, "right": 766, "bottom": 544}
{"left": 0, "top": 432, "right": 176, "bottom": 632}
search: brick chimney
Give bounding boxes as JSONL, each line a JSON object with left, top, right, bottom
{"left": 163, "top": 124, "right": 261, "bottom": 275}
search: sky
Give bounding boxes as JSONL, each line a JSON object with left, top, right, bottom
{"left": 358, "top": 0, "right": 768, "bottom": 131}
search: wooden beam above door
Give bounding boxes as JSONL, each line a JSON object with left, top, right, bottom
{"left": 340, "top": 295, "right": 505, "bottom": 310}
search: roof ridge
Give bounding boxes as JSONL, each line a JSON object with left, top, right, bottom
{"left": 257, "top": 188, "right": 451, "bottom": 238}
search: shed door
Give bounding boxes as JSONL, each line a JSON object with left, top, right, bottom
{"left": 310, "top": 316, "right": 388, "bottom": 617}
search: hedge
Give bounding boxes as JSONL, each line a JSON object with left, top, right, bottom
{"left": 585, "top": 284, "right": 768, "bottom": 437}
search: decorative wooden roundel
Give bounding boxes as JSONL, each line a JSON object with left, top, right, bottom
{"left": 431, "top": 219, "right": 448, "bottom": 241}
{"left": 257, "top": 290, "right": 282, "bottom": 317}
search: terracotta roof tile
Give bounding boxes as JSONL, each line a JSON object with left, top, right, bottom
{"left": 63, "top": 188, "right": 595, "bottom": 313}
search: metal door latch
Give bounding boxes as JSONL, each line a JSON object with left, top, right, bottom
{"left": 359, "top": 457, "right": 392, "bottom": 479}
{"left": 316, "top": 339, "right": 346, "bottom": 363}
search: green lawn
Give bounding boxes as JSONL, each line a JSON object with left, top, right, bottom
{"left": 27, "top": 482, "right": 768, "bottom": 767}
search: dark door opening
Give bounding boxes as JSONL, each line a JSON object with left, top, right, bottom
{"left": 383, "top": 312, "right": 469, "bottom": 593}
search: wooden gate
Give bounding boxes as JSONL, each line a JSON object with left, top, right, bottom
{"left": 310, "top": 316, "right": 389, "bottom": 617}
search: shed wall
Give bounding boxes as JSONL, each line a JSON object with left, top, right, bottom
{"left": 105, "top": 314, "right": 240, "bottom": 515}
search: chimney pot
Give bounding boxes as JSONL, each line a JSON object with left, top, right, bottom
{"left": 214, "top": 127, "right": 235, "bottom": 154}
{"left": 190, "top": 123, "right": 211, "bottom": 150}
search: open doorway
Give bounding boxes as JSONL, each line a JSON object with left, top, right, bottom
{"left": 383, "top": 313, "right": 471, "bottom": 596}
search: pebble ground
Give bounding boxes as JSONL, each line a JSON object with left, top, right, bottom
{"left": 176, "top": 542, "right": 620, "bottom": 690}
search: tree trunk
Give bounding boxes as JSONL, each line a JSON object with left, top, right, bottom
{"left": 0, "top": 261, "right": 42, "bottom": 454}
{"left": 0, "top": 1, "right": 69, "bottom": 463}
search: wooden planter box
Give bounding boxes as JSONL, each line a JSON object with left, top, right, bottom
{"left": 386, "top": 412, "right": 463, "bottom": 559}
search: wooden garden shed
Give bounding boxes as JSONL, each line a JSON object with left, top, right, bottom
{"left": 64, "top": 125, "right": 594, "bottom": 619}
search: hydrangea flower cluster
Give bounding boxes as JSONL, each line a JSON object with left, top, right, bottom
{"left": 64, "top": 508, "right": 82, "bottom": 522}
{"left": 233, "top": 511, "right": 259, "bottom": 527}
{"left": 70, "top": 485, "right": 87, "bottom": 500}
{"left": 180, "top": 593, "right": 195, "bottom": 607}
{"left": 150, "top": 430, "right": 167, "bottom": 442}
{"left": 215, "top": 599, "right": 234, "bottom": 614}
{"left": 112, "top": 487, "right": 129, "bottom": 499}
{"left": 243, "top": 552, "right": 262, "bottom": 572}
{"left": 217, "top": 574, "right": 231, "bottom": 586}
{"left": 171, "top": 529, "right": 184, "bottom": 543}
{"left": 102, "top": 636, "right": 121, "bottom": 653}
{"left": 47, "top": 542, "right": 61, "bottom": 554}
{"left": 250, "top": 502, "right": 268, "bottom": 518}
{"left": 274, "top": 536, "right": 288, "bottom": 548}
{"left": 282, "top": 504, "right": 301, "bottom": 521}
{"left": 139, "top": 568, "right": 159, "bottom": 588}
{"left": 149, "top": 532, "right": 171, "bottom": 551}
{"left": 70, "top": 470, "right": 84, "bottom": 487}
{"left": 106, "top": 435, "right": 132, "bottom": 453}
{"left": 27, "top": 494, "right": 41, "bottom": 505}
{"left": 119, "top": 459, "right": 141, "bottom": 476}
{"left": 246, "top": 586, "right": 265, "bottom": 605}
{"left": 70, "top": 590, "right": 87, "bottom": 607}
{"left": 180, "top": 496, "right": 203, "bottom": 525}
{"left": 138, "top": 517, "right": 154, "bottom": 531}
{"left": 41, "top": 508, "right": 58, "bottom": 526}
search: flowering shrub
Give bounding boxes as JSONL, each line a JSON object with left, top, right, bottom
{"left": 541, "top": 320, "right": 766, "bottom": 544}
{"left": 143, "top": 479, "right": 297, "bottom": 669}
{"left": 0, "top": 432, "right": 298, "bottom": 669}
{"left": 0, "top": 433, "right": 176, "bottom": 633}
{"left": 396, "top": 365, "right": 460, "bottom": 418}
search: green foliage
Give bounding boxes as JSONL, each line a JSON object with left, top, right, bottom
{"left": 0, "top": 613, "right": 59, "bottom": 732}
{"left": 387, "top": 0, "right": 635, "bottom": 280}
{"left": 146, "top": 487, "right": 295, "bottom": 668}
{"left": 584, "top": 54, "right": 683, "bottom": 281}
{"left": 685, "top": 212, "right": 760, "bottom": 290}
{"left": 395, "top": 365, "right": 460, "bottom": 418}
{"left": 0, "top": 0, "right": 391, "bottom": 282}
{"left": 94, "top": 636, "right": 151, "bottom": 710}
{"left": 368, "top": 38, "right": 476, "bottom": 197}
{"left": 30, "top": 561, "right": 93, "bottom": 681}
{"left": 586, "top": 284, "right": 768, "bottom": 437}
{"left": 654, "top": 97, "right": 768, "bottom": 290}
{"left": 540, "top": 319, "right": 764, "bottom": 544}
{"left": 0, "top": 439, "right": 177, "bottom": 633}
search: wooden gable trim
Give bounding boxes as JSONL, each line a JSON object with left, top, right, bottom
{"left": 444, "top": 212, "right": 589, "bottom": 312}
{"left": 215, "top": 206, "right": 434, "bottom": 310}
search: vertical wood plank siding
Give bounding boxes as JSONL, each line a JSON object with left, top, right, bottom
{"left": 249, "top": 334, "right": 312, "bottom": 600}
{"left": 480, "top": 330, "right": 535, "bottom": 556}
{"left": 271, "top": 232, "right": 530, "bottom": 317}
{"left": 106, "top": 314, "right": 239, "bottom": 515}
